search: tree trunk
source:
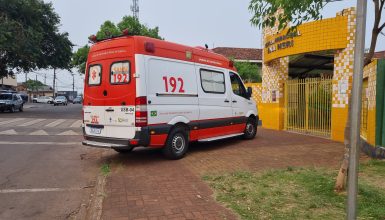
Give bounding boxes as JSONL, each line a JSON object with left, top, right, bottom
{"left": 364, "top": 0, "right": 385, "bottom": 66}
{"left": 335, "top": 99, "right": 352, "bottom": 192}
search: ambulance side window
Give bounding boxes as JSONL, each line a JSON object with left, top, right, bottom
{"left": 88, "top": 65, "right": 102, "bottom": 86}
{"left": 200, "top": 69, "right": 225, "bottom": 94}
{"left": 229, "top": 72, "right": 247, "bottom": 98}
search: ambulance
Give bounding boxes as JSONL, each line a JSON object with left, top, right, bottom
{"left": 82, "top": 33, "right": 258, "bottom": 159}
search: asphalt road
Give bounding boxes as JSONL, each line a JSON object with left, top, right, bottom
{"left": 1, "top": 102, "right": 83, "bottom": 119}
{"left": 0, "top": 103, "right": 105, "bottom": 220}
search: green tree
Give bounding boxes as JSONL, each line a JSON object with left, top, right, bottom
{"left": 72, "top": 16, "right": 162, "bottom": 74}
{"left": 249, "top": 0, "right": 385, "bottom": 191}
{"left": 71, "top": 45, "right": 90, "bottom": 74}
{"left": 0, "top": 0, "right": 73, "bottom": 78}
{"left": 234, "top": 61, "right": 261, "bottom": 83}
{"left": 25, "top": 79, "right": 44, "bottom": 91}
{"left": 96, "top": 21, "right": 121, "bottom": 40}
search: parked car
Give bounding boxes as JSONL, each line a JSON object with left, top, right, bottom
{"left": 53, "top": 96, "right": 68, "bottom": 106}
{"left": 18, "top": 94, "right": 28, "bottom": 103}
{"left": 73, "top": 97, "right": 82, "bottom": 104}
{"left": 36, "top": 96, "right": 54, "bottom": 104}
{"left": 0, "top": 93, "right": 24, "bottom": 113}
{"left": 32, "top": 97, "right": 38, "bottom": 103}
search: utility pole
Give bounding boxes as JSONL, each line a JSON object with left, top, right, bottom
{"left": 72, "top": 74, "right": 75, "bottom": 95}
{"left": 347, "top": 0, "right": 367, "bottom": 219}
{"left": 131, "top": 0, "right": 139, "bottom": 19}
{"left": 44, "top": 73, "right": 47, "bottom": 85}
{"left": 53, "top": 69, "right": 56, "bottom": 98}
{"left": 35, "top": 74, "right": 38, "bottom": 97}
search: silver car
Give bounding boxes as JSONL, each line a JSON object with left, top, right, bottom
{"left": 0, "top": 93, "right": 24, "bottom": 113}
{"left": 53, "top": 96, "right": 68, "bottom": 106}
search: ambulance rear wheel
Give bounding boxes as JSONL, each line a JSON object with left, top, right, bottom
{"left": 163, "top": 127, "right": 189, "bottom": 160}
{"left": 243, "top": 117, "right": 257, "bottom": 139}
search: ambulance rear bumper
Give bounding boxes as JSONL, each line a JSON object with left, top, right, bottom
{"left": 82, "top": 127, "right": 150, "bottom": 149}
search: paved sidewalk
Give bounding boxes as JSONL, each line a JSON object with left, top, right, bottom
{"left": 101, "top": 128, "right": 344, "bottom": 219}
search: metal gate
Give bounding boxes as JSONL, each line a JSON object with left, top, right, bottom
{"left": 285, "top": 77, "right": 332, "bottom": 138}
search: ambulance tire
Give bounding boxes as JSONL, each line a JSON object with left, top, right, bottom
{"left": 163, "top": 126, "right": 189, "bottom": 160}
{"left": 243, "top": 117, "right": 257, "bottom": 139}
{"left": 113, "top": 148, "right": 133, "bottom": 154}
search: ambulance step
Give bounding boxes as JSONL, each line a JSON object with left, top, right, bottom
{"left": 198, "top": 133, "right": 243, "bottom": 142}
{"left": 82, "top": 140, "right": 128, "bottom": 149}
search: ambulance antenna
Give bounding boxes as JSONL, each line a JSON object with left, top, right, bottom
{"left": 131, "top": 0, "right": 139, "bottom": 20}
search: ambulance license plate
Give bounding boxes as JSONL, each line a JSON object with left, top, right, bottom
{"left": 90, "top": 127, "right": 102, "bottom": 134}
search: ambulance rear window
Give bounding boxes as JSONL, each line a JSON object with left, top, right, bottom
{"left": 110, "top": 61, "right": 130, "bottom": 84}
{"left": 88, "top": 65, "right": 102, "bottom": 86}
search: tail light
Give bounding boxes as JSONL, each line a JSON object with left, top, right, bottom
{"left": 135, "top": 96, "right": 147, "bottom": 127}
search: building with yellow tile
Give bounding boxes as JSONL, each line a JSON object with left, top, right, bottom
{"left": 252, "top": 7, "right": 385, "bottom": 155}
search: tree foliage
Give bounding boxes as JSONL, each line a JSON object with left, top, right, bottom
{"left": 235, "top": 62, "right": 262, "bottom": 83}
{"left": 0, "top": 0, "right": 73, "bottom": 78}
{"left": 24, "top": 79, "right": 44, "bottom": 91}
{"left": 72, "top": 16, "right": 162, "bottom": 74}
{"left": 249, "top": 0, "right": 324, "bottom": 31}
{"left": 71, "top": 45, "right": 90, "bottom": 74}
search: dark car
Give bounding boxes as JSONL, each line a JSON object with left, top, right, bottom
{"left": 73, "top": 97, "right": 82, "bottom": 104}
{"left": 0, "top": 93, "right": 24, "bottom": 113}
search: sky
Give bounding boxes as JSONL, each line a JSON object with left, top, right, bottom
{"left": 17, "top": 0, "right": 385, "bottom": 93}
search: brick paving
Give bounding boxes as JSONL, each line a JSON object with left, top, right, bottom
{"left": 101, "top": 128, "right": 344, "bottom": 219}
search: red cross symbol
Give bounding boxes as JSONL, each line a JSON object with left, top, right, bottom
{"left": 91, "top": 70, "right": 97, "bottom": 80}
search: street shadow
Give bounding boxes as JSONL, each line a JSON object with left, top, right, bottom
{"left": 97, "top": 135, "right": 249, "bottom": 167}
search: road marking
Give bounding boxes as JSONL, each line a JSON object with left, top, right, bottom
{"left": 0, "top": 187, "right": 84, "bottom": 193}
{"left": 70, "top": 120, "right": 82, "bottom": 128}
{"left": 0, "top": 129, "right": 17, "bottom": 135}
{"left": 0, "top": 141, "right": 80, "bottom": 145}
{"left": 0, "top": 118, "right": 26, "bottom": 126}
{"left": 29, "top": 130, "right": 49, "bottom": 135}
{"left": 18, "top": 119, "right": 46, "bottom": 127}
{"left": 45, "top": 119, "right": 66, "bottom": 127}
{"left": 57, "top": 130, "right": 80, "bottom": 136}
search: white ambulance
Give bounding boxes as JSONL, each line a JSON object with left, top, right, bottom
{"left": 82, "top": 34, "right": 258, "bottom": 159}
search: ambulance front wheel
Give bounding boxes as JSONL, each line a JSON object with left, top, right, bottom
{"left": 163, "top": 126, "right": 189, "bottom": 160}
{"left": 243, "top": 117, "right": 257, "bottom": 139}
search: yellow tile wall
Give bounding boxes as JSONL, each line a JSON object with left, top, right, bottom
{"left": 363, "top": 60, "right": 377, "bottom": 145}
{"left": 264, "top": 12, "right": 349, "bottom": 62}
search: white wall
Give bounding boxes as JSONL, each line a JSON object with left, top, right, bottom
{"left": 1, "top": 76, "right": 17, "bottom": 87}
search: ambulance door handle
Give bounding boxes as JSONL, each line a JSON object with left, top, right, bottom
{"left": 105, "top": 109, "right": 114, "bottom": 112}
{"left": 224, "top": 99, "right": 230, "bottom": 103}
{"left": 232, "top": 100, "right": 237, "bottom": 103}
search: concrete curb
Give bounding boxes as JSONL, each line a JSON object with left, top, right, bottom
{"left": 75, "top": 174, "right": 107, "bottom": 220}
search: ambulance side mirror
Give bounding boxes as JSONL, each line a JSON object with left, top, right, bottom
{"left": 247, "top": 87, "right": 252, "bottom": 99}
